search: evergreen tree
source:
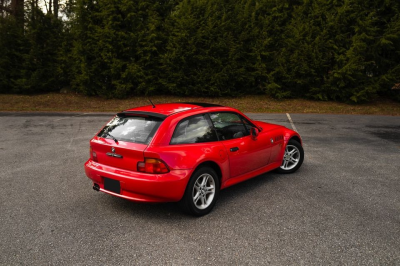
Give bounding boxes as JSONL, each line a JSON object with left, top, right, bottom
{"left": 71, "top": 0, "right": 178, "bottom": 98}
{"left": 0, "top": 16, "right": 27, "bottom": 93}
{"left": 17, "top": 5, "right": 64, "bottom": 93}
{"left": 162, "top": 0, "right": 265, "bottom": 96}
{"left": 1, "top": 0, "right": 399, "bottom": 102}
{"left": 0, "top": 2, "right": 67, "bottom": 94}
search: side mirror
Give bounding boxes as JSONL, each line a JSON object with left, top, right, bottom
{"left": 250, "top": 127, "right": 259, "bottom": 139}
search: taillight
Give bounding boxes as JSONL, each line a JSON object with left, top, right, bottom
{"left": 137, "top": 158, "right": 169, "bottom": 174}
{"left": 90, "top": 146, "right": 98, "bottom": 162}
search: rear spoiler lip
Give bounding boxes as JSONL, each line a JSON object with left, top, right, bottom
{"left": 118, "top": 111, "right": 167, "bottom": 120}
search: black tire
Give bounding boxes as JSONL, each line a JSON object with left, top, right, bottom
{"left": 179, "top": 167, "right": 220, "bottom": 216}
{"left": 275, "top": 139, "right": 304, "bottom": 174}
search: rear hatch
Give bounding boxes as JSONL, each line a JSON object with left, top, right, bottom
{"left": 90, "top": 113, "right": 163, "bottom": 171}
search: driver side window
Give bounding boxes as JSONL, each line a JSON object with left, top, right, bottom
{"left": 209, "top": 112, "right": 250, "bottom": 140}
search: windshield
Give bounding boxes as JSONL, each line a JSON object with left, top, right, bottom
{"left": 97, "top": 115, "right": 162, "bottom": 144}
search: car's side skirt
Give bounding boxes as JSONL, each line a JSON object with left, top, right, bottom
{"left": 221, "top": 162, "right": 281, "bottom": 189}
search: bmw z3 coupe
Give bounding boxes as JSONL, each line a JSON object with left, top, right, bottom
{"left": 84, "top": 102, "right": 304, "bottom": 216}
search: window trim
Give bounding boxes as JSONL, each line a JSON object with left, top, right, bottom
{"left": 205, "top": 113, "right": 220, "bottom": 141}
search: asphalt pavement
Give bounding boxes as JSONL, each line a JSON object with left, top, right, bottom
{"left": 0, "top": 112, "right": 399, "bottom": 265}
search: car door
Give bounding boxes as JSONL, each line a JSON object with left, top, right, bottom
{"left": 209, "top": 112, "right": 270, "bottom": 178}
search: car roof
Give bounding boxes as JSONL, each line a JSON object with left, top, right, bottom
{"left": 123, "top": 102, "right": 224, "bottom": 117}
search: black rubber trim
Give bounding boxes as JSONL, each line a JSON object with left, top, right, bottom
{"left": 118, "top": 111, "right": 167, "bottom": 120}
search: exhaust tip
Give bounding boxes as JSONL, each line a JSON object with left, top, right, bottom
{"left": 93, "top": 183, "right": 100, "bottom": 192}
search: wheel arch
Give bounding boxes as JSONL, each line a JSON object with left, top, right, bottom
{"left": 289, "top": 135, "right": 302, "bottom": 146}
{"left": 193, "top": 161, "right": 223, "bottom": 187}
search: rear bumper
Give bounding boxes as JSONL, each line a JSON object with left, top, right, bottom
{"left": 84, "top": 159, "right": 190, "bottom": 202}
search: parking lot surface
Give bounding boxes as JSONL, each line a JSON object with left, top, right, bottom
{"left": 0, "top": 112, "right": 399, "bottom": 265}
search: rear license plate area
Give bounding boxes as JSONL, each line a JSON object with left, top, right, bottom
{"left": 103, "top": 177, "right": 120, "bottom": 194}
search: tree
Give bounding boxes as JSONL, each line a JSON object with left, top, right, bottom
{"left": 162, "top": 0, "right": 266, "bottom": 96}
{"left": 0, "top": 1, "right": 67, "bottom": 93}
{"left": 1, "top": 0, "right": 399, "bottom": 102}
{"left": 71, "top": 0, "right": 178, "bottom": 98}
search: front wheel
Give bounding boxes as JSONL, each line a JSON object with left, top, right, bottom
{"left": 275, "top": 139, "right": 304, "bottom": 174}
{"left": 179, "top": 167, "right": 220, "bottom": 216}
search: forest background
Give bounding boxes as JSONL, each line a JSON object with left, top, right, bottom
{"left": 1, "top": 0, "right": 399, "bottom": 103}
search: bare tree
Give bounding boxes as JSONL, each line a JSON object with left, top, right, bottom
{"left": 53, "top": 0, "right": 57, "bottom": 17}
{"left": 0, "top": 0, "right": 24, "bottom": 23}
{"left": 0, "top": 0, "right": 12, "bottom": 17}
{"left": 43, "top": 0, "right": 58, "bottom": 17}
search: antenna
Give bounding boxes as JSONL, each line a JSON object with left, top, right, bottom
{"left": 149, "top": 99, "right": 156, "bottom": 108}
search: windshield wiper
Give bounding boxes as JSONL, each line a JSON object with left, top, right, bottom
{"left": 105, "top": 132, "right": 119, "bottom": 144}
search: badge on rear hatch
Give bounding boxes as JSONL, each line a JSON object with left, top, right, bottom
{"left": 107, "top": 147, "right": 123, "bottom": 158}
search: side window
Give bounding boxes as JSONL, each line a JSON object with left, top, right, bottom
{"left": 209, "top": 112, "right": 250, "bottom": 140}
{"left": 170, "top": 114, "right": 218, "bottom": 144}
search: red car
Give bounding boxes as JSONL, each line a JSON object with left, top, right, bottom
{"left": 84, "top": 102, "right": 304, "bottom": 216}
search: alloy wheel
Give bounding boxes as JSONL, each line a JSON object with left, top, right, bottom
{"left": 192, "top": 173, "right": 216, "bottom": 210}
{"left": 280, "top": 144, "right": 300, "bottom": 170}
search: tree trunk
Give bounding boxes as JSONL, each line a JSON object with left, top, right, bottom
{"left": 10, "top": 0, "right": 24, "bottom": 24}
{"left": 54, "top": 0, "right": 58, "bottom": 18}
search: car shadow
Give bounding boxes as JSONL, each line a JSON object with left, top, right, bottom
{"left": 105, "top": 171, "right": 281, "bottom": 219}
{"left": 218, "top": 172, "right": 279, "bottom": 204}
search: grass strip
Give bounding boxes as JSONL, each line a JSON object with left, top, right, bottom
{"left": 0, "top": 93, "right": 399, "bottom": 116}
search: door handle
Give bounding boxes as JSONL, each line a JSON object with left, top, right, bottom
{"left": 230, "top": 147, "right": 239, "bottom": 152}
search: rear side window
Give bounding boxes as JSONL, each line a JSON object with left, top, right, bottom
{"left": 98, "top": 115, "right": 162, "bottom": 144}
{"left": 170, "top": 114, "right": 218, "bottom": 144}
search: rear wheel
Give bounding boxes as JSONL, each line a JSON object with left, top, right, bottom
{"left": 276, "top": 139, "right": 304, "bottom": 174}
{"left": 180, "top": 167, "right": 219, "bottom": 216}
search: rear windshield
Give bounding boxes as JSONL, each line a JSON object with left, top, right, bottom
{"left": 97, "top": 115, "right": 162, "bottom": 144}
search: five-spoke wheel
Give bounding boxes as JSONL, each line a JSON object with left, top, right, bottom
{"left": 192, "top": 173, "right": 216, "bottom": 210}
{"left": 276, "top": 139, "right": 304, "bottom": 174}
{"left": 180, "top": 167, "right": 220, "bottom": 216}
{"left": 281, "top": 144, "right": 300, "bottom": 170}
